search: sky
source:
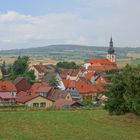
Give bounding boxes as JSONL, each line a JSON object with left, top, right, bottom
{"left": 0, "top": 0, "right": 140, "bottom": 50}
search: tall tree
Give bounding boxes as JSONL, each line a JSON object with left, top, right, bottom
{"left": 105, "top": 65, "right": 140, "bottom": 115}
{"left": 9, "top": 56, "right": 35, "bottom": 82}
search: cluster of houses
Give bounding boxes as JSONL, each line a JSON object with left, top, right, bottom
{"left": 0, "top": 38, "right": 117, "bottom": 108}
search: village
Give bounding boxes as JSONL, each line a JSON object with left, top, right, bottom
{"left": 0, "top": 38, "right": 118, "bottom": 109}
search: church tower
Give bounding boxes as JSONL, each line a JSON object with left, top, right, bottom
{"left": 107, "top": 37, "right": 116, "bottom": 62}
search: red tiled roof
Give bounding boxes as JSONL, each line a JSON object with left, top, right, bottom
{"left": 88, "top": 65, "right": 106, "bottom": 71}
{"left": 29, "top": 83, "right": 51, "bottom": 94}
{"left": 54, "top": 99, "right": 77, "bottom": 107}
{"left": 86, "top": 58, "right": 117, "bottom": 71}
{"left": 16, "top": 91, "right": 28, "bottom": 98}
{"left": 16, "top": 93, "right": 40, "bottom": 103}
{"left": 87, "top": 58, "right": 114, "bottom": 65}
{"left": 0, "top": 93, "right": 16, "bottom": 99}
{"left": 14, "top": 77, "right": 31, "bottom": 93}
{"left": 59, "top": 69, "right": 80, "bottom": 79}
{"left": 63, "top": 80, "right": 97, "bottom": 94}
{"left": 16, "top": 91, "right": 54, "bottom": 103}
{"left": 36, "top": 86, "right": 52, "bottom": 93}
{"left": 84, "top": 71, "right": 95, "bottom": 79}
{"left": 33, "top": 64, "right": 47, "bottom": 73}
{"left": 87, "top": 63, "right": 117, "bottom": 71}
{"left": 0, "top": 81, "right": 17, "bottom": 92}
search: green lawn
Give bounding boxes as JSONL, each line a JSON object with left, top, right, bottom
{"left": 130, "top": 59, "right": 140, "bottom": 66}
{"left": 0, "top": 109, "right": 140, "bottom": 140}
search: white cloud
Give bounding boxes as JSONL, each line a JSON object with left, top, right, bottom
{"left": 0, "top": 11, "right": 95, "bottom": 49}
{"left": 0, "top": 0, "right": 140, "bottom": 50}
{"left": 66, "top": 36, "right": 88, "bottom": 45}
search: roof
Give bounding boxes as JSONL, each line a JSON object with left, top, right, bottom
{"left": 0, "top": 81, "right": 17, "bottom": 92}
{"left": 14, "top": 77, "right": 31, "bottom": 92}
{"left": 14, "top": 77, "right": 25, "bottom": 85}
{"left": 87, "top": 58, "right": 117, "bottom": 65}
{"left": 54, "top": 99, "right": 81, "bottom": 107}
{"left": 16, "top": 91, "right": 28, "bottom": 98}
{"left": 63, "top": 80, "right": 98, "bottom": 94}
{"left": 59, "top": 69, "right": 80, "bottom": 79}
{"left": 48, "top": 88, "right": 70, "bottom": 101}
{"left": 16, "top": 93, "right": 53, "bottom": 103}
{"left": 87, "top": 58, "right": 117, "bottom": 71}
{"left": 84, "top": 71, "right": 95, "bottom": 79}
{"left": 0, "top": 93, "right": 16, "bottom": 99}
{"left": 29, "top": 83, "right": 52, "bottom": 94}
{"left": 36, "top": 86, "right": 52, "bottom": 93}
{"left": 33, "top": 64, "right": 47, "bottom": 73}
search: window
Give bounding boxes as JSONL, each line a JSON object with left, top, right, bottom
{"left": 40, "top": 102, "right": 46, "bottom": 107}
{"left": 33, "top": 103, "right": 39, "bottom": 107}
{"left": 38, "top": 92, "right": 47, "bottom": 97}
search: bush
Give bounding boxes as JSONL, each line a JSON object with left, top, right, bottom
{"left": 105, "top": 65, "right": 140, "bottom": 116}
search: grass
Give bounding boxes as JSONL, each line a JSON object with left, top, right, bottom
{"left": 130, "top": 59, "right": 140, "bottom": 66}
{"left": 0, "top": 109, "right": 140, "bottom": 140}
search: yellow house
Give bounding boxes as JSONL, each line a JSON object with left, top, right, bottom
{"left": 16, "top": 94, "right": 54, "bottom": 108}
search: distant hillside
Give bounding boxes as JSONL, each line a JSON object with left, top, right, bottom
{"left": 0, "top": 44, "right": 140, "bottom": 62}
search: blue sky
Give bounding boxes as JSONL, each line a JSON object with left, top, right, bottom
{"left": 0, "top": 0, "right": 140, "bottom": 49}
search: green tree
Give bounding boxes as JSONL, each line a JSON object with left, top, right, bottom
{"left": 0, "top": 61, "right": 6, "bottom": 78}
{"left": 8, "top": 56, "right": 35, "bottom": 82}
{"left": 24, "top": 70, "right": 36, "bottom": 83}
{"left": 12, "top": 56, "right": 29, "bottom": 75}
{"left": 105, "top": 65, "right": 140, "bottom": 115}
{"left": 56, "top": 61, "right": 80, "bottom": 69}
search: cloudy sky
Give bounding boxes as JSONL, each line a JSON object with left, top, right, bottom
{"left": 0, "top": 0, "right": 140, "bottom": 50}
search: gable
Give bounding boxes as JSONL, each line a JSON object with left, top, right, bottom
{"left": 26, "top": 96, "right": 53, "bottom": 104}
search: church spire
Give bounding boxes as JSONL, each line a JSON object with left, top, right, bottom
{"left": 108, "top": 37, "right": 115, "bottom": 54}
{"left": 106, "top": 37, "right": 116, "bottom": 63}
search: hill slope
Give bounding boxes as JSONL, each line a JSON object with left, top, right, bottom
{"left": 0, "top": 44, "right": 140, "bottom": 62}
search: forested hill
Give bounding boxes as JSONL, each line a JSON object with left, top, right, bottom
{"left": 0, "top": 44, "right": 140, "bottom": 61}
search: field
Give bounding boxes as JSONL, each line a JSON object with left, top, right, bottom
{"left": 0, "top": 109, "right": 140, "bottom": 140}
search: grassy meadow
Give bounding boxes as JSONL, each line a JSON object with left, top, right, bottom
{"left": 0, "top": 109, "right": 140, "bottom": 140}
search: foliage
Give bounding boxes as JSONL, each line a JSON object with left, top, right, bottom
{"left": 82, "top": 100, "right": 93, "bottom": 107}
{"left": 0, "top": 61, "right": 6, "bottom": 77}
{"left": 23, "top": 70, "right": 36, "bottom": 83}
{"left": 47, "top": 75, "right": 59, "bottom": 86}
{"left": 105, "top": 65, "right": 140, "bottom": 115}
{"left": 56, "top": 61, "right": 80, "bottom": 69}
{"left": 8, "top": 56, "right": 35, "bottom": 82}
{"left": 12, "top": 56, "right": 29, "bottom": 75}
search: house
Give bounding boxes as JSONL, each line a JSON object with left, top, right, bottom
{"left": 0, "top": 93, "right": 16, "bottom": 105}
{"left": 30, "top": 64, "right": 48, "bottom": 81}
{"left": 16, "top": 92, "right": 54, "bottom": 108}
{"left": 66, "top": 88, "right": 81, "bottom": 101}
{"left": 29, "top": 83, "right": 52, "bottom": 97}
{"left": 54, "top": 99, "right": 82, "bottom": 108}
{"left": 62, "top": 80, "right": 98, "bottom": 101}
{"left": 14, "top": 77, "right": 31, "bottom": 93}
{"left": 0, "top": 81, "right": 17, "bottom": 96}
{"left": 47, "top": 88, "right": 72, "bottom": 101}
{"left": 84, "top": 71, "right": 109, "bottom": 85}
{"left": 59, "top": 69, "right": 81, "bottom": 80}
